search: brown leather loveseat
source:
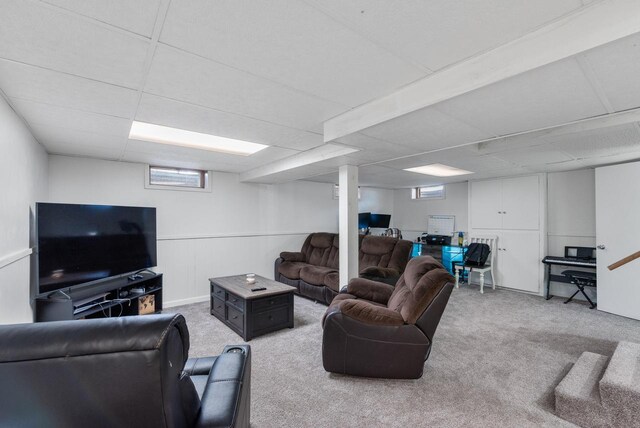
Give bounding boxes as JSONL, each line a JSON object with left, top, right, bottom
{"left": 274, "top": 232, "right": 412, "bottom": 305}
{"left": 322, "top": 256, "right": 454, "bottom": 379}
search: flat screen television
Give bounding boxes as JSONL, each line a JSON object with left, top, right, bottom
{"left": 370, "top": 214, "right": 391, "bottom": 228}
{"left": 358, "top": 212, "right": 371, "bottom": 229}
{"left": 36, "top": 203, "right": 157, "bottom": 294}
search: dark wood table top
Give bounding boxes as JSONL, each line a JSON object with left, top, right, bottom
{"left": 209, "top": 274, "right": 295, "bottom": 300}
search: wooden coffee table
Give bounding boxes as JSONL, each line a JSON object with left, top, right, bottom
{"left": 209, "top": 274, "right": 294, "bottom": 341}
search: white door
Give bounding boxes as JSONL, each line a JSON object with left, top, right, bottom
{"left": 596, "top": 162, "right": 640, "bottom": 320}
{"left": 501, "top": 175, "right": 540, "bottom": 230}
{"left": 499, "top": 231, "right": 540, "bottom": 293}
{"left": 470, "top": 179, "right": 502, "bottom": 229}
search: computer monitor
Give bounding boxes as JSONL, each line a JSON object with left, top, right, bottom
{"left": 358, "top": 212, "right": 371, "bottom": 229}
{"left": 370, "top": 214, "right": 391, "bottom": 228}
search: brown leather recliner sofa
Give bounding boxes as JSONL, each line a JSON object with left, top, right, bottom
{"left": 322, "top": 256, "right": 454, "bottom": 379}
{"left": 274, "top": 232, "right": 412, "bottom": 305}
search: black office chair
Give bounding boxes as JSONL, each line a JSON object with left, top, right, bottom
{"left": 562, "top": 270, "right": 597, "bottom": 309}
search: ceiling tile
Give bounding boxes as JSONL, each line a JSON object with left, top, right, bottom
{"left": 11, "top": 98, "right": 131, "bottom": 138}
{"left": 543, "top": 123, "right": 640, "bottom": 159}
{"left": 436, "top": 58, "right": 607, "bottom": 137}
{"left": 361, "top": 106, "right": 492, "bottom": 150}
{"left": 305, "top": 0, "right": 583, "bottom": 71}
{"left": 523, "top": 160, "right": 584, "bottom": 173}
{"left": 46, "top": 142, "right": 122, "bottom": 160}
{"left": 578, "top": 152, "right": 640, "bottom": 168}
{"left": 0, "top": 0, "right": 149, "bottom": 88}
{"left": 160, "top": 0, "right": 424, "bottom": 107}
{"left": 40, "top": 0, "right": 161, "bottom": 37}
{"left": 144, "top": 45, "right": 346, "bottom": 131}
{"left": 491, "top": 145, "right": 574, "bottom": 166}
{"left": 121, "top": 150, "right": 245, "bottom": 173}
{"left": 0, "top": 59, "right": 138, "bottom": 118}
{"left": 126, "top": 139, "right": 299, "bottom": 168}
{"left": 30, "top": 124, "right": 128, "bottom": 152}
{"left": 136, "top": 94, "right": 323, "bottom": 151}
{"left": 582, "top": 33, "right": 640, "bottom": 112}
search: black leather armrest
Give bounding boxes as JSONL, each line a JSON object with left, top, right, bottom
{"left": 197, "top": 345, "right": 251, "bottom": 428}
{"left": 184, "top": 356, "right": 218, "bottom": 376}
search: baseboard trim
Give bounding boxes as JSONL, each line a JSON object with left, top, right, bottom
{"left": 158, "top": 231, "right": 326, "bottom": 241}
{"left": 164, "top": 295, "right": 209, "bottom": 308}
{"left": 0, "top": 248, "right": 32, "bottom": 270}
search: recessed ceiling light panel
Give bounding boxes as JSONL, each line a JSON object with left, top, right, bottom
{"left": 129, "top": 121, "right": 268, "bottom": 156}
{"left": 404, "top": 163, "right": 473, "bottom": 177}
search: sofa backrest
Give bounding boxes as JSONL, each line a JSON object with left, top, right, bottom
{"left": 386, "top": 256, "right": 454, "bottom": 326}
{"left": 359, "top": 235, "right": 412, "bottom": 273}
{"left": 301, "top": 232, "right": 339, "bottom": 268}
{"left": 0, "top": 314, "right": 199, "bottom": 427}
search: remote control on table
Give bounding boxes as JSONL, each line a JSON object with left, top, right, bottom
{"left": 251, "top": 287, "right": 267, "bottom": 292}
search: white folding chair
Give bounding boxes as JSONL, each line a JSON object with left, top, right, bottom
{"left": 454, "top": 236, "right": 497, "bottom": 294}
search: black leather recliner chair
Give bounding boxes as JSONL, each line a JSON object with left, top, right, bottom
{"left": 0, "top": 314, "right": 250, "bottom": 428}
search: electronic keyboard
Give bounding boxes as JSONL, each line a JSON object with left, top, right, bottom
{"left": 542, "top": 256, "right": 596, "bottom": 268}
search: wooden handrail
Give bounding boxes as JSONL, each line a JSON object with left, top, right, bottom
{"left": 608, "top": 251, "right": 640, "bottom": 271}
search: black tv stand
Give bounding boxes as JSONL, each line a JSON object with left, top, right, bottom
{"left": 35, "top": 273, "right": 163, "bottom": 322}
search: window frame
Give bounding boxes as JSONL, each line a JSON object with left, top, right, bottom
{"left": 411, "top": 185, "right": 445, "bottom": 200}
{"left": 145, "top": 165, "right": 212, "bottom": 193}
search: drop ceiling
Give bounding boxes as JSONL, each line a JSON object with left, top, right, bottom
{"left": 0, "top": 0, "right": 639, "bottom": 188}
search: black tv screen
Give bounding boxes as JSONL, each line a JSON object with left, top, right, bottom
{"left": 36, "top": 203, "right": 157, "bottom": 294}
{"left": 370, "top": 214, "right": 391, "bottom": 228}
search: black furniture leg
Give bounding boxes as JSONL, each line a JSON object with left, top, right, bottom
{"left": 546, "top": 264, "right": 552, "bottom": 300}
{"left": 576, "top": 280, "right": 597, "bottom": 309}
{"left": 564, "top": 289, "right": 581, "bottom": 305}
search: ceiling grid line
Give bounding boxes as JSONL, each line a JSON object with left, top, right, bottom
{"left": 299, "top": 0, "right": 434, "bottom": 74}
{"left": 138, "top": 91, "right": 325, "bottom": 138}
{"left": 32, "top": 0, "right": 154, "bottom": 42}
{"left": 153, "top": 42, "right": 350, "bottom": 112}
{"left": 575, "top": 55, "right": 616, "bottom": 113}
{"left": 119, "top": 0, "right": 172, "bottom": 160}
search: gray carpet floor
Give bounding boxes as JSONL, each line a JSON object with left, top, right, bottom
{"left": 169, "top": 286, "right": 640, "bottom": 427}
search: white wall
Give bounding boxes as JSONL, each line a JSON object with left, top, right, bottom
{"left": 358, "top": 186, "right": 394, "bottom": 234}
{"left": 547, "top": 169, "right": 596, "bottom": 300}
{"left": 0, "top": 96, "right": 48, "bottom": 324}
{"left": 48, "top": 156, "right": 338, "bottom": 307}
{"left": 392, "top": 182, "right": 468, "bottom": 241}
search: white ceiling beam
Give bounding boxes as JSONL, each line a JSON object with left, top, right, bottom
{"left": 239, "top": 143, "right": 358, "bottom": 182}
{"left": 323, "top": 0, "right": 640, "bottom": 142}
{"left": 361, "top": 107, "right": 640, "bottom": 167}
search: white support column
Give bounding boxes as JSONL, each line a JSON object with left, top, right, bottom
{"left": 339, "top": 165, "right": 359, "bottom": 290}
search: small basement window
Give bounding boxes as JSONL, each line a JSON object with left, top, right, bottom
{"left": 146, "top": 166, "right": 210, "bottom": 191}
{"left": 411, "top": 185, "right": 445, "bottom": 200}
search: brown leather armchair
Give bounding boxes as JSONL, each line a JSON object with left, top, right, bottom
{"left": 321, "top": 256, "right": 454, "bottom": 379}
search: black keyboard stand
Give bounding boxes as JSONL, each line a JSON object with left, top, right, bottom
{"left": 562, "top": 270, "right": 597, "bottom": 309}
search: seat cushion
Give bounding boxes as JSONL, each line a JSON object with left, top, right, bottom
{"left": 300, "top": 265, "right": 337, "bottom": 286}
{"left": 324, "top": 271, "right": 340, "bottom": 291}
{"left": 278, "top": 261, "right": 309, "bottom": 280}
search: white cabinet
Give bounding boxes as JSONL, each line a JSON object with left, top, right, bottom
{"left": 469, "top": 174, "right": 545, "bottom": 295}
{"left": 497, "top": 231, "right": 540, "bottom": 293}
{"left": 501, "top": 176, "right": 539, "bottom": 230}
{"left": 470, "top": 179, "right": 502, "bottom": 229}
{"left": 470, "top": 175, "right": 539, "bottom": 230}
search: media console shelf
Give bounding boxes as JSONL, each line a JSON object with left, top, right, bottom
{"left": 34, "top": 273, "right": 163, "bottom": 322}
